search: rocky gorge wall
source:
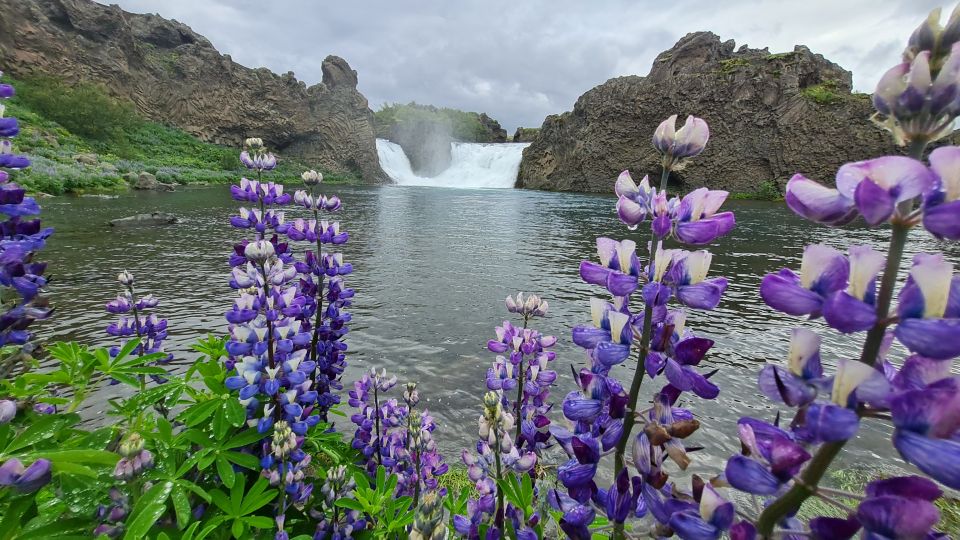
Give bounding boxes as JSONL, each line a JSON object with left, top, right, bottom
{"left": 0, "top": 0, "right": 388, "bottom": 183}
{"left": 517, "top": 32, "right": 896, "bottom": 193}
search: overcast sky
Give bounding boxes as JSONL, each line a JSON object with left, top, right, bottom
{"left": 101, "top": 0, "right": 943, "bottom": 132}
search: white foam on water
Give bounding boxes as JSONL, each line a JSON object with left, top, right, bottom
{"left": 376, "top": 138, "right": 528, "bottom": 189}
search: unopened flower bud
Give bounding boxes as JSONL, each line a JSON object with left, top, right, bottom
{"left": 653, "top": 114, "right": 709, "bottom": 164}
{"left": 119, "top": 433, "right": 145, "bottom": 458}
{"left": 301, "top": 170, "right": 323, "bottom": 186}
{"left": 0, "top": 399, "right": 15, "bottom": 423}
{"left": 244, "top": 240, "right": 275, "bottom": 263}
{"left": 117, "top": 271, "right": 135, "bottom": 286}
{"left": 244, "top": 137, "right": 264, "bottom": 149}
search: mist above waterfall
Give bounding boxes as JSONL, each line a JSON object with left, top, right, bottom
{"left": 377, "top": 139, "right": 528, "bottom": 189}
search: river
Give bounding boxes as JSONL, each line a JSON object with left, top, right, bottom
{"left": 37, "top": 183, "right": 960, "bottom": 485}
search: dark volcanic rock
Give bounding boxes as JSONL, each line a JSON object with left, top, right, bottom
{"left": 0, "top": 0, "right": 388, "bottom": 183}
{"left": 518, "top": 32, "right": 895, "bottom": 193}
{"left": 512, "top": 127, "right": 540, "bottom": 143}
{"left": 478, "top": 113, "right": 507, "bottom": 142}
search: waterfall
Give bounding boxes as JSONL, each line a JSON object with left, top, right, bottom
{"left": 376, "top": 138, "right": 528, "bottom": 189}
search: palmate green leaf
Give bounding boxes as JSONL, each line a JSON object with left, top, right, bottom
{"left": 230, "top": 472, "right": 246, "bottom": 516}
{"left": 19, "top": 518, "right": 91, "bottom": 538}
{"left": 48, "top": 461, "right": 97, "bottom": 478}
{"left": 208, "top": 489, "right": 232, "bottom": 514}
{"left": 111, "top": 338, "right": 142, "bottom": 365}
{"left": 239, "top": 477, "right": 275, "bottom": 516}
{"left": 177, "top": 479, "right": 212, "bottom": 503}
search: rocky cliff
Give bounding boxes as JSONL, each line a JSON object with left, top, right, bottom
{"left": 518, "top": 32, "right": 895, "bottom": 193}
{"left": 0, "top": 0, "right": 388, "bottom": 183}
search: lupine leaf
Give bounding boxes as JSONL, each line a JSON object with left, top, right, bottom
{"left": 216, "top": 455, "right": 235, "bottom": 488}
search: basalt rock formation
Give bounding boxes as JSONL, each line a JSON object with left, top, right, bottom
{"left": 0, "top": 0, "right": 388, "bottom": 183}
{"left": 518, "top": 32, "right": 895, "bottom": 193}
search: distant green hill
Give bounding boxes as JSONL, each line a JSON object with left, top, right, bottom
{"left": 374, "top": 102, "right": 506, "bottom": 143}
{"left": 3, "top": 76, "right": 355, "bottom": 195}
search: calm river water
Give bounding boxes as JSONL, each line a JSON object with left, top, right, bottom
{"left": 38, "top": 185, "right": 960, "bottom": 483}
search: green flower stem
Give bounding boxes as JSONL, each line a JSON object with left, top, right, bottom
{"left": 755, "top": 137, "right": 928, "bottom": 536}
{"left": 514, "top": 315, "right": 530, "bottom": 444}
{"left": 612, "top": 165, "right": 670, "bottom": 540}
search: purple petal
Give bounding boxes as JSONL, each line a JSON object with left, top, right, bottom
{"left": 677, "top": 279, "right": 726, "bottom": 310}
{"left": 895, "top": 318, "right": 960, "bottom": 360}
{"left": 853, "top": 177, "right": 896, "bottom": 225}
{"left": 893, "top": 430, "right": 960, "bottom": 489}
{"left": 794, "top": 403, "right": 860, "bottom": 443}
{"left": 924, "top": 200, "right": 960, "bottom": 240}
{"left": 669, "top": 511, "right": 720, "bottom": 540}
{"left": 893, "top": 354, "right": 953, "bottom": 391}
{"left": 724, "top": 455, "right": 780, "bottom": 495}
{"left": 865, "top": 476, "right": 942, "bottom": 501}
{"left": 617, "top": 196, "right": 646, "bottom": 227}
{"left": 857, "top": 493, "right": 940, "bottom": 539}
{"left": 785, "top": 174, "right": 856, "bottom": 225}
{"left": 837, "top": 156, "right": 934, "bottom": 204}
{"left": 675, "top": 220, "right": 722, "bottom": 245}
{"left": 645, "top": 352, "right": 666, "bottom": 377}
{"left": 757, "top": 365, "right": 816, "bottom": 406}
{"left": 674, "top": 337, "right": 713, "bottom": 365}
{"left": 808, "top": 516, "right": 861, "bottom": 540}
{"left": 664, "top": 358, "right": 693, "bottom": 391}
{"left": 822, "top": 291, "right": 878, "bottom": 333}
{"left": 760, "top": 270, "right": 823, "bottom": 316}
{"left": 572, "top": 326, "right": 610, "bottom": 349}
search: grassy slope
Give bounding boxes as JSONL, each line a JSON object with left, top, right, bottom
{"left": 4, "top": 77, "right": 358, "bottom": 195}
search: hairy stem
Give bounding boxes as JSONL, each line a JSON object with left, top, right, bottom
{"left": 514, "top": 315, "right": 530, "bottom": 443}
{"left": 493, "top": 428, "right": 505, "bottom": 532}
{"left": 755, "top": 137, "right": 927, "bottom": 536}
{"left": 373, "top": 385, "right": 382, "bottom": 467}
{"left": 612, "top": 165, "right": 670, "bottom": 540}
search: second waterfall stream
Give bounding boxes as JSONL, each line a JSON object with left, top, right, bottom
{"left": 376, "top": 138, "right": 529, "bottom": 188}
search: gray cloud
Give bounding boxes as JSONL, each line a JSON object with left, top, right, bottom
{"left": 101, "top": 0, "right": 946, "bottom": 131}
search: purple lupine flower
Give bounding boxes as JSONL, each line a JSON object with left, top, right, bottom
{"left": 784, "top": 174, "right": 857, "bottom": 226}
{"left": 835, "top": 156, "right": 935, "bottom": 226}
{"left": 757, "top": 328, "right": 825, "bottom": 406}
{"left": 616, "top": 171, "right": 665, "bottom": 232}
{"left": 661, "top": 249, "right": 728, "bottom": 310}
{"left": 579, "top": 238, "right": 641, "bottom": 297}
{"left": 93, "top": 488, "right": 129, "bottom": 538}
{"left": 113, "top": 433, "right": 155, "bottom": 480}
{"left": 647, "top": 481, "right": 734, "bottom": 540}
{"left": 0, "top": 399, "right": 15, "bottom": 423}
{"left": 856, "top": 476, "right": 942, "bottom": 539}
{"left": 874, "top": 40, "right": 960, "bottom": 144}
{"left": 644, "top": 310, "right": 719, "bottom": 400}
{"left": 0, "top": 71, "right": 52, "bottom": 350}
{"left": 0, "top": 458, "right": 51, "bottom": 493}
{"left": 760, "top": 244, "right": 848, "bottom": 317}
{"left": 821, "top": 246, "right": 886, "bottom": 333}
{"left": 894, "top": 253, "right": 960, "bottom": 360}
{"left": 653, "top": 114, "right": 710, "bottom": 162}
{"left": 239, "top": 138, "right": 278, "bottom": 172}
{"left": 104, "top": 271, "right": 172, "bottom": 376}
{"left": 724, "top": 418, "right": 809, "bottom": 495}
{"left": 891, "top": 376, "right": 960, "bottom": 489}
{"left": 670, "top": 188, "right": 735, "bottom": 245}
{"left": 923, "top": 145, "right": 960, "bottom": 240}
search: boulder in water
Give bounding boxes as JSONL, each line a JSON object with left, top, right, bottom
{"left": 109, "top": 213, "right": 179, "bottom": 227}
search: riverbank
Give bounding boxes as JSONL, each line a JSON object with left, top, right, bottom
{"left": 4, "top": 77, "right": 361, "bottom": 195}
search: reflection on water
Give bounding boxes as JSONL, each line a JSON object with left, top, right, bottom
{"left": 39, "top": 186, "right": 960, "bottom": 481}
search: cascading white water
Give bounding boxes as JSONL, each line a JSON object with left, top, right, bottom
{"left": 376, "top": 138, "right": 529, "bottom": 189}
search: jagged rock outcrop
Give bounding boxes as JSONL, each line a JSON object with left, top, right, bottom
{"left": 477, "top": 113, "right": 507, "bottom": 142}
{"left": 518, "top": 32, "right": 895, "bottom": 193}
{"left": 512, "top": 127, "right": 539, "bottom": 143}
{"left": 0, "top": 0, "right": 388, "bottom": 183}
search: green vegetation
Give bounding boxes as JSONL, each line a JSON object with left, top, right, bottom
{"left": 513, "top": 127, "right": 540, "bottom": 142}
{"left": 4, "top": 76, "right": 356, "bottom": 195}
{"left": 374, "top": 102, "right": 493, "bottom": 142}
{"left": 766, "top": 51, "right": 798, "bottom": 61}
{"left": 718, "top": 58, "right": 751, "bottom": 74}
{"left": 801, "top": 79, "right": 844, "bottom": 105}
{"left": 730, "top": 179, "right": 782, "bottom": 201}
